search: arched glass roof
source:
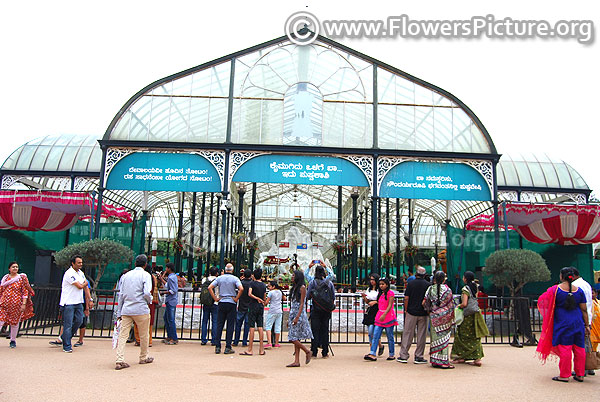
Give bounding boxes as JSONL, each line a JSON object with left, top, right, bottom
{"left": 1, "top": 134, "right": 101, "bottom": 174}
{"left": 497, "top": 153, "right": 588, "bottom": 190}
{"left": 2, "top": 134, "right": 588, "bottom": 194}
{"left": 104, "top": 35, "right": 495, "bottom": 154}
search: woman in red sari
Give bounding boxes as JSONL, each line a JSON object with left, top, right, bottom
{"left": 0, "top": 261, "right": 35, "bottom": 348}
{"left": 536, "top": 267, "right": 590, "bottom": 382}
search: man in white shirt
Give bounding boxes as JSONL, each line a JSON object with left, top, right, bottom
{"left": 115, "top": 254, "right": 154, "bottom": 370}
{"left": 60, "top": 255, "right": 88, "bottom": 353}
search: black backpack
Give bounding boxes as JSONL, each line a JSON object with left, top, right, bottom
{"left": 200, "top": 279, "right": 214, "bottom": 306}
{"left": 311, "top": 279, "right": 335, "bottom": 312}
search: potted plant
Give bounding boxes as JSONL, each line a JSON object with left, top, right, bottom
{"left": 403, "top": 245, "right": 419, "bottom": 257}
{"left": 232, "top": 232, "right": 246, "bottom": 244}
{"left": 382, "top": 252, "right": 393, "bottom": 264}
{"left": 246, "top": 239, "right": 259, "bottom": 252}
{"left": 331, "top": 241, "right": 346, "bottom": 254}
{"left": 348, "top": 234, "right": 363, "bottom": 248}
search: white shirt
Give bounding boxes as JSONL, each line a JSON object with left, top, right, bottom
{"left": 573, "top": 277, "right": 592, "bottom": 325}
{"left": 364, "top": 289, "right": 379, "bottom": 301}
{"left": 60, "top": 267, "right": 86, "bottom": 306}
{"left": 116, "top": 267, "right": 152, "bottom": 318}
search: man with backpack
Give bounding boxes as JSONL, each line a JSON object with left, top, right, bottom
{"left": 200, "top": 267, "right": 219, "bottom": 346}
{"left": 307, "top": 265, "right": 336, "bottom": 358}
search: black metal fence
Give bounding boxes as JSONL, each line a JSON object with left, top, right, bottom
{"left": 17, "top": 287, "right": 541, "bottom": 345}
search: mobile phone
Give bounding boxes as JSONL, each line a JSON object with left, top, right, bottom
{"left": 312, "top": 260, "right": 320, "bottom": 264}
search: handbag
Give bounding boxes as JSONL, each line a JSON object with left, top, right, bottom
{"left": 423, "top": 297, "right": 432, "bottom": 313}
{"left": 585, "top": 335, "right": 600, "bottom": 370}
{"left": 454, "top": 306, "right": 464, "bottom": 326}
{"left": 462, "top": 287, "right": 480, "bottom": 317}
{"left": 362, "top": 304, "right": 377, "bottom": 326}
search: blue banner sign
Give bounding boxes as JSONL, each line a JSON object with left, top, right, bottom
{"left": 232, "top": 154, "right": 369, "bottom": 187}
{"left": 379, "top": 161, "right": 491, "bottom": 201}
{"left": 106, "top": 152, "right": 221, "bottom": 192}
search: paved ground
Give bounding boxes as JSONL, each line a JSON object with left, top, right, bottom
{"left": 1, "top": 336, "right": 596, "bottom": 401}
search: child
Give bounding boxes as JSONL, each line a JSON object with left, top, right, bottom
{"left": 264, "top": 280, "right": 285, "bottom": 348}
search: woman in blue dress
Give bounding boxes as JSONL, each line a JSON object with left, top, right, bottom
{"left": 286, "top": 270, "right": 313, "bottom": 367}
{"left": 537, "top": 267, "right": 590, "bottom": 382}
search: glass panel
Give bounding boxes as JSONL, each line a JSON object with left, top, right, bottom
{"left": 87, "top": 147, "right": 102, "bottom": 172}
{"left": 513, "top": 161, "right": 533, "bottom": 187}
{"left": 43, "top": 145, "right": 66, "bottom": 171}
{"left": 148, "top": 97, "right": 172, "bottom": 142}
{"left": 29, "top": 146, "right": 51, "bottom": 170}
{"left": 499, "top": 158, "right": 520, "bottom": 186}
{"left": 539, "top": 162, "right": 560, "bottom": 188}
{"left": 556, "top": 162, "right": 575, "bottom": 189}
{"left": 527, "top": 161, "right": 547, "bottom": 187}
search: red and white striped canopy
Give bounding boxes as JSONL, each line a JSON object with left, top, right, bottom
{"left": 0, "top": 190, "right": 132, "bottom": 232}
{"left": 466, "top": 203, "right": 600, "bottom": 245}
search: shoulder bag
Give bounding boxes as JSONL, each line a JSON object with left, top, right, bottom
{"left": 462, "top": 287, "right": 480, "bottom": 317}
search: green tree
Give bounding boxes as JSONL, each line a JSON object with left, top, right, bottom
{"left": 484, "top": 249, "right": 551, "bottom": 296}
{"left": 54, "top": 239, "right": 134, "bottom": 292}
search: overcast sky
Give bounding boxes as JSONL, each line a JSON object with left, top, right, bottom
{"left": 0, "top": 0, "right": 597, "bottom": 198}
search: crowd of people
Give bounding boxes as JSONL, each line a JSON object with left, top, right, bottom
{"left": 1, "top": 256, "right": 598, "bottom": 381}
{"left": 362, "top": 266, "right": 489, "bottom": 369}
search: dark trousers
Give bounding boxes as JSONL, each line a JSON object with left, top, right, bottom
{"left": 310, "top": 308, "right": 331, "bottom": 356}
{"left": 215, "top": 302, "right": 237, "bottom": 349}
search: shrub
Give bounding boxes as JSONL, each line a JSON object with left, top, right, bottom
{"left": 484, "top": 249, "right": 550, "bottom": 296}
{"left": 54, "top": 239, "right": 134, "bottom": 291}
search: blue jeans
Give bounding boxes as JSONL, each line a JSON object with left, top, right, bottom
{"left": 234, "top": 310, "right": 249, "bottom": 346}
{"left": 201, "top": 304, "right": 218, "bottom": 344}
{"left": 370, "top": 325, "right": 395, "bottom": 357}
{"left": 62, "top": 303, "right": 84, "bottom": 351}
{"left": 164, "top": 304, "right": 177, "bottom": 341}
{"left": 368, "top": 324, "right": 376, "bottom": 348}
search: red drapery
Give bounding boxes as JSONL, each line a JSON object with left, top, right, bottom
{"left": 0, "top": 190, "right": 132, "bottom": 232}
{"left": 465, "top": 203, "right": 600, "bottom": 245}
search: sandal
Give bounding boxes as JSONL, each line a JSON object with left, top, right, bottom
{"left": 470, "top": 360, "right": 482, "bottom": 367}
{"left": 239, "top": 351, "right": 253, "bottom": 356}
{"left": 552, "top": 376, "right": 569, "bottom": 382}
{"left": 573, "top": 376, "right": 584, "bottom": 383}
{"left": 74, "top": 341, "right": 84, "bottom": 347}
{"left": 166, "top": 340, "right": 178, "bottom": 345}
{"left": 305, "top": 350, "right": 312, "bottom": 364}
{"left": 378, "top": 344, "right": 385, "bottom": 356}
{"left": 364, "top": 354, "right": 377, "bottom": 361}
{"left": 115, "top": 362, "right": 130, "bottom": 370}
{"left": 286, "top": 362, "right": 300, "bottom": 367}
{"left": 139, "top": 357, "right": 154, "bottom": 364}
{"left": 259, "top": 351, "right": 265, "bottom": 355}
{"left": 451, "top": 359, "right": 465, "bottom": 364}
{"left": 386, "top": 356, "right": 395, "bottom": 361}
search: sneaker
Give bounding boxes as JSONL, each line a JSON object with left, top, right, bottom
{"left": 414, "top": 358, "right": 428, "bottom": 364}
{"left": 273, "top": 343, "right": 281, "bottom": 348}
{"left": 265, "top": 343, "right": 273, "bottom": 349}
{"left": 201, "top": 342, "right": 207, "bottom": 346}
{"left": 215, "top": 347, "right": 221, "bottom": 354}
{"left": 397, "top": 357, "right": 408, "bottom": 363}
{"left": 63, "top": 349, "right": 73, "bottom": 353}
{"left": 9, "top": 341, "right": 16, "bottom": 348}
{"left": 224, "top": 348, "right": 235, "bottom": 354}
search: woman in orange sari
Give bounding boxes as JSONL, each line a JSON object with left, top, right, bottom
{"left": 536, "top": 267, "right": 590, "bottom": 382}
{"left": 0, "top": 261, "right": 35, "bottom": 348}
